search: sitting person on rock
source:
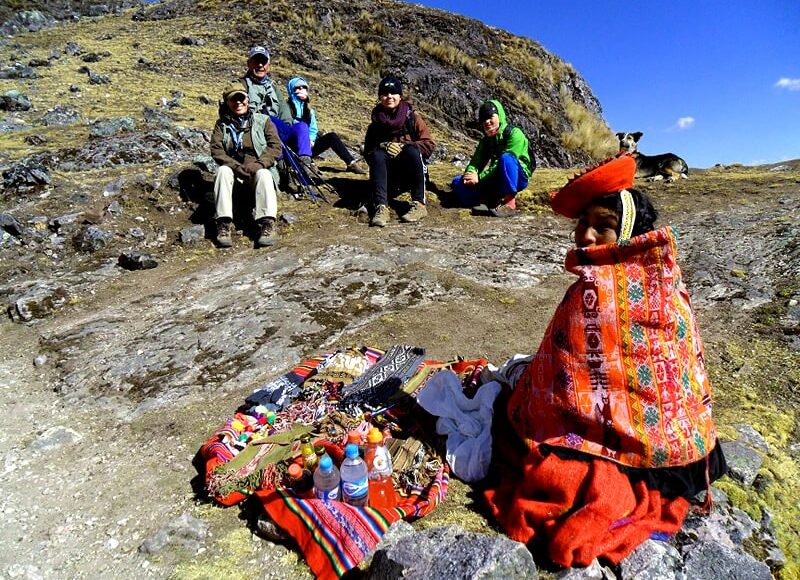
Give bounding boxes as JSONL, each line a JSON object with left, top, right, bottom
{"left": 286, "top": 76, "right": 367, "bottom": 175}
{"left": 210, "top": 82, "right": 281, "bottom": 249}
{"left": 451, "top": 99, "right": 534, "bottom": 217}
{"left": 363, "top": 75, "right": 435, "bottom": 227}
{"left": 241, "top": 46, "right": 314, "bottom": 172}
{"left": 484, "top": 154, "right": 727, "bottom": 567}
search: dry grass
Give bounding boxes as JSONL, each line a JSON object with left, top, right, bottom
{"left": 559, "top": 89, "right": 617, "bottom": 158}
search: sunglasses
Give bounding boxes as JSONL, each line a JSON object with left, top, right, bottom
{"left": 294, "top": 86, "right": 309, "bottom": 91}
{"left": 228, "top": 94, "right": 247, "bottom": 103}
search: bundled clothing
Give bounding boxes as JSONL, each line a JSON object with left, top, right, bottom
{"left": 286, "top": 76, "right": 357, "bottom": 166}
{"left": 452, "top": 99, "right": 533, "bottom": 207}
{"left": 363, "top": 100, "right": 435, "bottom": 208}
{"left": 484, "top": 226, "right": 726, "bottom": 566}
{"left": 210, "top": 105, "right": 282, "bottom": 221}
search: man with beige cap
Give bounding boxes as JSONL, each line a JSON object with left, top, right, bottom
{"left": 210, "top": 82, "right": 282, "bottom": 248}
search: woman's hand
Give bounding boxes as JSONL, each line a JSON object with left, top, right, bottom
{"left": 382, "top": 142, "right": 404, "bottom": 158}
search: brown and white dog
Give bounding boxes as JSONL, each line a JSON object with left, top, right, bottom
{"left": 616, "top": 131, "right": 689, "bottom": 182}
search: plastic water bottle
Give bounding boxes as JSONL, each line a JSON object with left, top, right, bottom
{"left": 366, "top": 427, "right": 395, "bottom": 508}
{"left": 313, "top": 455, "right": 341, "bottom": 501}
{"left": 340, "top": 443, "right": 369, "bottom": 506}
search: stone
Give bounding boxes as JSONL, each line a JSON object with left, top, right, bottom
{"left": 40, "top": 105, "right": 81, "bottom": 126}
{"left": 128, "top": 228, "right": 146, "bottom": 239}
{"left": 192, "top": 154, "right": 217, "bottom": 174}
{"left": 682, "top": 541, "right": 772, "bottom": 580}
{"left": 118, "top": 251, "right": 158, "bottom": 270}
{"left": 74, "top": 226, "right": 113, "bottom": 252}
{"left": 30, "top": 426, "right": 83, "bottom": 451}
{"left": 105, "top": 200, "right": 123, "bottom": 215}
{"left": 620, "top": 540, "right": 685, "bottom": 580}
{"left": 556, "top": 560, "right": 616, "bottom": 579}
{"left": 179, "top": 224, "right": 205, "bottom": 245}
{"left": 0, "top": 90, "right": 32, "bottom": 111}
{"left": 103, "top": 177, "right": 125, "bottom": 197}
{"left": 88, "top": 70, "right": 111, "bottom": 85}
{"left": 24, "top": 134, "right": 47, "bottom": 146}
{"left": 720, "top": 440, "right": 763, "bottom": 486}
{"left": 64, "top": 42, "right": 81, "bottom": 56}
{"left": 280, "top": 213, "right": 298, "bottom": 225}
{"left": 2, "top": 158, "right": 51, "bottom": 188}
{"left": 0, "top": 10, "right": 54, "bottom": 35}
{"left": 0, "top": 63, "right": 38, "bottom": 80}
{"left": 8, "top": 284, "right": 69, "bottom": 322}
{"left": 49, "top": 213, "right": 82, "bottom": 232}
{"left": 34, "top": 354, "right": 47, "bottom": 367}
{"left": 0, "top": 213, "right": 25, "bottom": 237}
{"left": 138, "top": 513, "right": 208, "bottom": 555}
{"left": 365, "top": 524, "right": 537, "bottom": 579}
{"left": 90, "top": 117, "right": 135, "bottom": 137}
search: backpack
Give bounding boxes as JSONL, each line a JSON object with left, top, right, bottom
{"left": 502, "top": 124, "right": 537, "bottom": 173}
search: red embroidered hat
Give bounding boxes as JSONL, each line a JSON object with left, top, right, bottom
{"left": 550, "top": 154, "right": 636, "bottom": 218}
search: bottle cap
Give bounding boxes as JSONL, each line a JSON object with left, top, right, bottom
{"left": 319, "top": 455, "right": 333, "bottom": 471}
{"left": 345, "top": 443, "right": 359, "bottom": 458}
{"left": 288, "top": 463, "right": 302, "bottom": 478}
{"left": 367, "top": 427, "right": 383, "bottom": 444}
{"left": 314, "top": 444, "right": 325, "bottom": 456}
{"left": 347, "top": 431, "right": 361, "bottom": 443}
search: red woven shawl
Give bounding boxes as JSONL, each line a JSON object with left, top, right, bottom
{"left": 509, "top": 226, "right": 717, "bottom": 468}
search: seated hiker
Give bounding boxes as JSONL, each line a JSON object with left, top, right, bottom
{"left": 484, "top": 154, "right": 727, "bottom": 568}
{"left": 286, "top": 76, "right": 367, "bottom": 175}
{"left": 241, "top": 45, "right": 314, "bottom": 172}
{"left": 363, "top": 75, "right": 435, "bottom": 227}
{"left": 210, "top": 82, "right": 281, "bottom": 249}
{"left": 451, "top": 99, "right": 534, "bottom": 217}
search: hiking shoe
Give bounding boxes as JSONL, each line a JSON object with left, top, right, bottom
{"left": 216, "top": 219, "right": 233, "bottom": 248}
{"left": 400, "top": 201, "right": 428, "bottom": 223}
{"left": 256, "top": 218, "right": 279, "bottom": 247}
{"left": 489, "top": 203, "right": 517, "bottom": 218}
{"left": 471, "top": 204, "right": 490, "bottom": 216}
{"left": 346, "top": 161, "right": 367, "bottom": 175}
{"left": 370, "top": 204, "right": 390, "bottom": 227}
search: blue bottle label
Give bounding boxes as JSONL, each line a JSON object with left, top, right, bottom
{"left": 316, "top": 486, "right": 340, "bottom": 501}
{"left": 342, "top": 476, "right": 368, "bottom": 500}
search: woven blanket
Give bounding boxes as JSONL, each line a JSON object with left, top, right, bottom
{"left": 509, "top": 227, "right": 717, "bottom": 468}
{"left": 484, "top": 446, "right": 688, "bottom": 567}
{"left": 257, "top": 465, "right": 449, "bottom": 580}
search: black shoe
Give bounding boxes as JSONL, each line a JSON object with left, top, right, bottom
{"left": 471, "top": 204, "right": 490, "bottom": 216}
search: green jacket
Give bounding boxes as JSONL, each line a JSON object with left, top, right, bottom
{"left": 242, "top": 75, "right": 292, "bottom": 124}
{"left": 465, "top": 99, "right": 533, "bottom": 180}
{"left": 210, "top": 110, "right": 281, "bottom": 170}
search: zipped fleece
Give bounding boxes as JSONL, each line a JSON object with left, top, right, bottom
{"left": 465, "top": 99, "right": 533, "bottom": 180}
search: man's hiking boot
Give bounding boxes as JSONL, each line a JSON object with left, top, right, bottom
{"left": 346, "top": 160, "right": 367, "bottom": 175}
{"left": 489, "top": 203, "right": 517, "bottom": 218}
{"left": 216, "top": 219, "right": 233, "bottom": 248}
{"left": 400, "top": 201, "right": 427, "bottom": 223}
{"left": 370, "top": 204, "right": 390, "bottom": 227}
{"left": 256, "top": 217, "right": 279, "bottom": 247}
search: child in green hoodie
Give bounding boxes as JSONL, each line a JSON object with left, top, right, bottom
{"left": 452, "top": 99, "right": 534, "bottom": 216}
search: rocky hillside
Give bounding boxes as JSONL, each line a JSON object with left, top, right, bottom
{"left": 1, "top": 2, "right": 799, "bottom": 580}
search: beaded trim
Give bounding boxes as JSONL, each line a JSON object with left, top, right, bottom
{"left": 619, "top": 189, "right": 635, "bottom": 241}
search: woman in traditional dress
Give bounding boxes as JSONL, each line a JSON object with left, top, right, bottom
{"left": 484, "top": 154, "right": 727, "bottom": 568}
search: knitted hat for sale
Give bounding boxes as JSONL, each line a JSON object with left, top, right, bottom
{"left": 378, "top": 75, "right": 403, "bottom": 96}
{"left": 550, "top": 154, "right": 636, "bottom": 218}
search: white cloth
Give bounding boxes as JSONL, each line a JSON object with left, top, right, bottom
{"left": 416, "top": 370, "right": 501, "bottom": 482}
{"left": 479, "top": 354, "right": 533, "bottom": 390}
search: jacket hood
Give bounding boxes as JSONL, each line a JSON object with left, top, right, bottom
{"left": 485, "top": 99, "right": 508, "bottom": 134}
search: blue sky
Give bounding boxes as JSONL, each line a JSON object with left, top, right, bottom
{"left": 410, "top": 0, "right": 800, "bottom": 168}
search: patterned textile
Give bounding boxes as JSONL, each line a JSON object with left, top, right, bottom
{"left": 257, "top": 466, "right": 449, "bottom": 580}
{"left": 484, "top": 447, "right": 689, "bottom": 567}
{"left": 246, "top": 351, "right": 341, "bottom": 410}
{"left": 339, "top": 345, "right": 426, "bottom": 413}
{"left": 509, "top": 227, "right": 717, "bottom": 468}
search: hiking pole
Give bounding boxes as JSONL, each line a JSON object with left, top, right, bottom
{"left": 282, "top": 145, "right": 332, "bottom": 204}
{"left": 280, "top": 142, "right": 320, "bottom": 205}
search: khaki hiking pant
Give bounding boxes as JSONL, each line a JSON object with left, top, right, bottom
{"left": 214, "top": 166, "right": 277, "bottom": 221}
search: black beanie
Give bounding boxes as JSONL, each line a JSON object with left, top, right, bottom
{"left": 478, "top": 100, "right": 499, "bottom": 122}
{"left": 378, "top": 75, "right": 403, "bottom": 96}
